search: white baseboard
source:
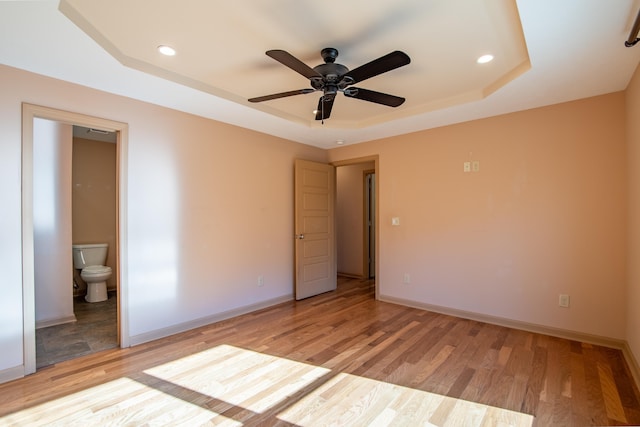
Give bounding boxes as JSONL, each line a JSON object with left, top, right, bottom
{"left": 35, "top": 315, "right": 77, "bottom": 330}
{"left": 337, "top": 272, "right": 364, "bottom": 279}
{"left": 379, "top": 294, "right": 626, "bottom": 349}
{"left": 380, "top": 294, "right": 640, "bottom": 394}
{"left": 0, "top": 365, "right": 25, "bottom": 384}
{"left": 622, "top": 342, "right": 640, "bottom": 392}
{"left": 129, "top": 294, "right": 293, "bottom": 346}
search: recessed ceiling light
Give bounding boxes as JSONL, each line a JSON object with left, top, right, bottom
{"left": 477, "top": 54, "right": 494, "bottom": 64}
{"left": 158, "top": 45, "right": 176, "bottom": 56}
{"left": 336, "top": 140, "right": 344, "bottom": 145}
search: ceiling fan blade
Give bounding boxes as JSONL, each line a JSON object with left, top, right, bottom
{"left": 248, "top": 88, "right": 315, "bottom": 103}
{"left": 266, "top": 50, "right": 323, "bottom": 80}
{"left": 343, "top": 51, "right": 410, "bottom": 84}
{"left": 315, "top": 96, "right": 335, "bottom": 120}
{"left": 344, "top": 87, "right": 405, "bottom": 107}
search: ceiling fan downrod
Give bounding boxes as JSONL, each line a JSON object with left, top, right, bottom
{"left": 626, "top": 9, "right": 640, "bottom": 47}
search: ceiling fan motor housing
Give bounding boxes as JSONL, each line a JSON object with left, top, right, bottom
{"left": 313, "top": 63, "right": 349, "bottom": 87}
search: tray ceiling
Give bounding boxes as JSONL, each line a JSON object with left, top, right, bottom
{"left": 2, "top": 1, "right": 640, "bottom": 147}
{"left": 59, "top": 0, "right": 529, "bottom": 129}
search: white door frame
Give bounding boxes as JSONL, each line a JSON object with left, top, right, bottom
{"left": 21, "top": 103, "right": 130, "bottom": 375}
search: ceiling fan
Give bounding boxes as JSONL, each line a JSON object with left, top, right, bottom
{"left": 248, "top": 48, "right": 411, "bottom": 121}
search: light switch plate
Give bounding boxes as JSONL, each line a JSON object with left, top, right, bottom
{"left": 391, "top": 217, "right": 400, "bottom": 226}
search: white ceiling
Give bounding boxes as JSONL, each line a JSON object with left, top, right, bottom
{"left": 2, "top": 0, "right": 640, "bottom": 149}
{"left": 58, "top": 0, "right": 530, "bottom": 129}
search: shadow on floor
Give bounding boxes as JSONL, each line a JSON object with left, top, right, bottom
{"left": 36, "top": 291, "right": 117, "bottom": 369}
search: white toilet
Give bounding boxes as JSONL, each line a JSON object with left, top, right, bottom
{"left": 72, "top": 243, "right": 112, "bottom": 303}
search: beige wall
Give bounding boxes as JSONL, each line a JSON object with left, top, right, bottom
{"left": 336, "top": 162, "right": 375, "bottom": 277}
{"left": 2, "top": 60, "right": 637, "bottom": 379}
{"left": 329, "top": 93, "right": 628, "bottom": 340}
{"left": 72, "top": 137, "right": 117, "bottom": 291}
{"left": 627, "top": 63, "right": 640, "bottom": 366}
{"left": 0, "top": 64, "right": 326, "bottom": 374}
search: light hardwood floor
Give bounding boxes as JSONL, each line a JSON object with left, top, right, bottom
{"left": 1, "top": 277, "right": 639, "bottom": 426}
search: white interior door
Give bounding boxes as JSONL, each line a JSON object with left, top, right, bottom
{"left": 294, "top": 159, "right": 336, "bottom": 300}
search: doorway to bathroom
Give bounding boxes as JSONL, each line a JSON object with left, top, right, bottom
{"left": 34, "top": 125, "right": 118, "bottom": 368}
{"left": 21, "top": 103, "right": 129, "bottom": 375}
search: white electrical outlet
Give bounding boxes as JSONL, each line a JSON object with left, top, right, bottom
{"left": 403, "top": 273, "right": 411, "bottom": 284}
{"left": 463, "top": 162, "right": 471, "bottom": 172}
{"left": 558, "top": 294, "right": 570, "bottom": 308}
{"left": 258, "top": 275, "right": 264, "bottom": 287}
{"left": 472, "top": 161, "right": 480, "bottom": 172}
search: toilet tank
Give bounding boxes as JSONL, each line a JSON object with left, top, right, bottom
{"left": 72, "top": 243, "right": 108, "bottom": 268}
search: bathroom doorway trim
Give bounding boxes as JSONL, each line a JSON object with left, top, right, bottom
{"left": 21, "top": 103, "right": 130, "bottom": 375}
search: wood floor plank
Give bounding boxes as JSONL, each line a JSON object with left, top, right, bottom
{"left": 582, "top": 345, "right": 611, "bottom": 426}
{"left": 569, "top": 350, "right": 589, "bottom": 421}
{"left": 408, "top": 343, "right": 456, "bottom": 388}
{"left": 598, "top": 362, "right": 627, "bottom": 423}
{"left": 0, "top": 277, "right": 638, "bottom": 426}
{"left": 521, "top": 345, "right": 547, "bottom": 415}
{"left": 447, "top": 366, "right": 476, "bottom": 399}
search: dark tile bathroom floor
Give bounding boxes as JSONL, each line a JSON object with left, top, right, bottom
{"left": 36, "top": 292, "right": 117, "bottom": 369}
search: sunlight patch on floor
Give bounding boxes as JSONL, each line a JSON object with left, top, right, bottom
{"left": 1, "top": 344, "right": 534, "bottom": 426}
{"left": 277, "top": 372, "right": 533, "bottom": 426}
{"left": 144, "top": 344, "right": 331, "bottom": 415}
{"left": 0, "top": 377, "right": 238, "bottom": 426}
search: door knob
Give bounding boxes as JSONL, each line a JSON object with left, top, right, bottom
{"left": 295, "top": 234, "right": 305, "bottom": 240}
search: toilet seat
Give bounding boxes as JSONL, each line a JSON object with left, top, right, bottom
{"left": 82, "top": 265, "right": 112, "bottom": 277}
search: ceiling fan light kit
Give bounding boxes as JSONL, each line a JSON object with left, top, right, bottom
{"left": 249, "top": 47, "right": 411, "bottom": 121}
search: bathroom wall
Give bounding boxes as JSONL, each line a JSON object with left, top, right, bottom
{"left": 72, "top": 137, "right": 117, "bottom": 291}
{"left": 336, "top": 162, "right": 375, "bottom": 277}
{"left": 33, "top": 118, "right": 75, "bottom": 327}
